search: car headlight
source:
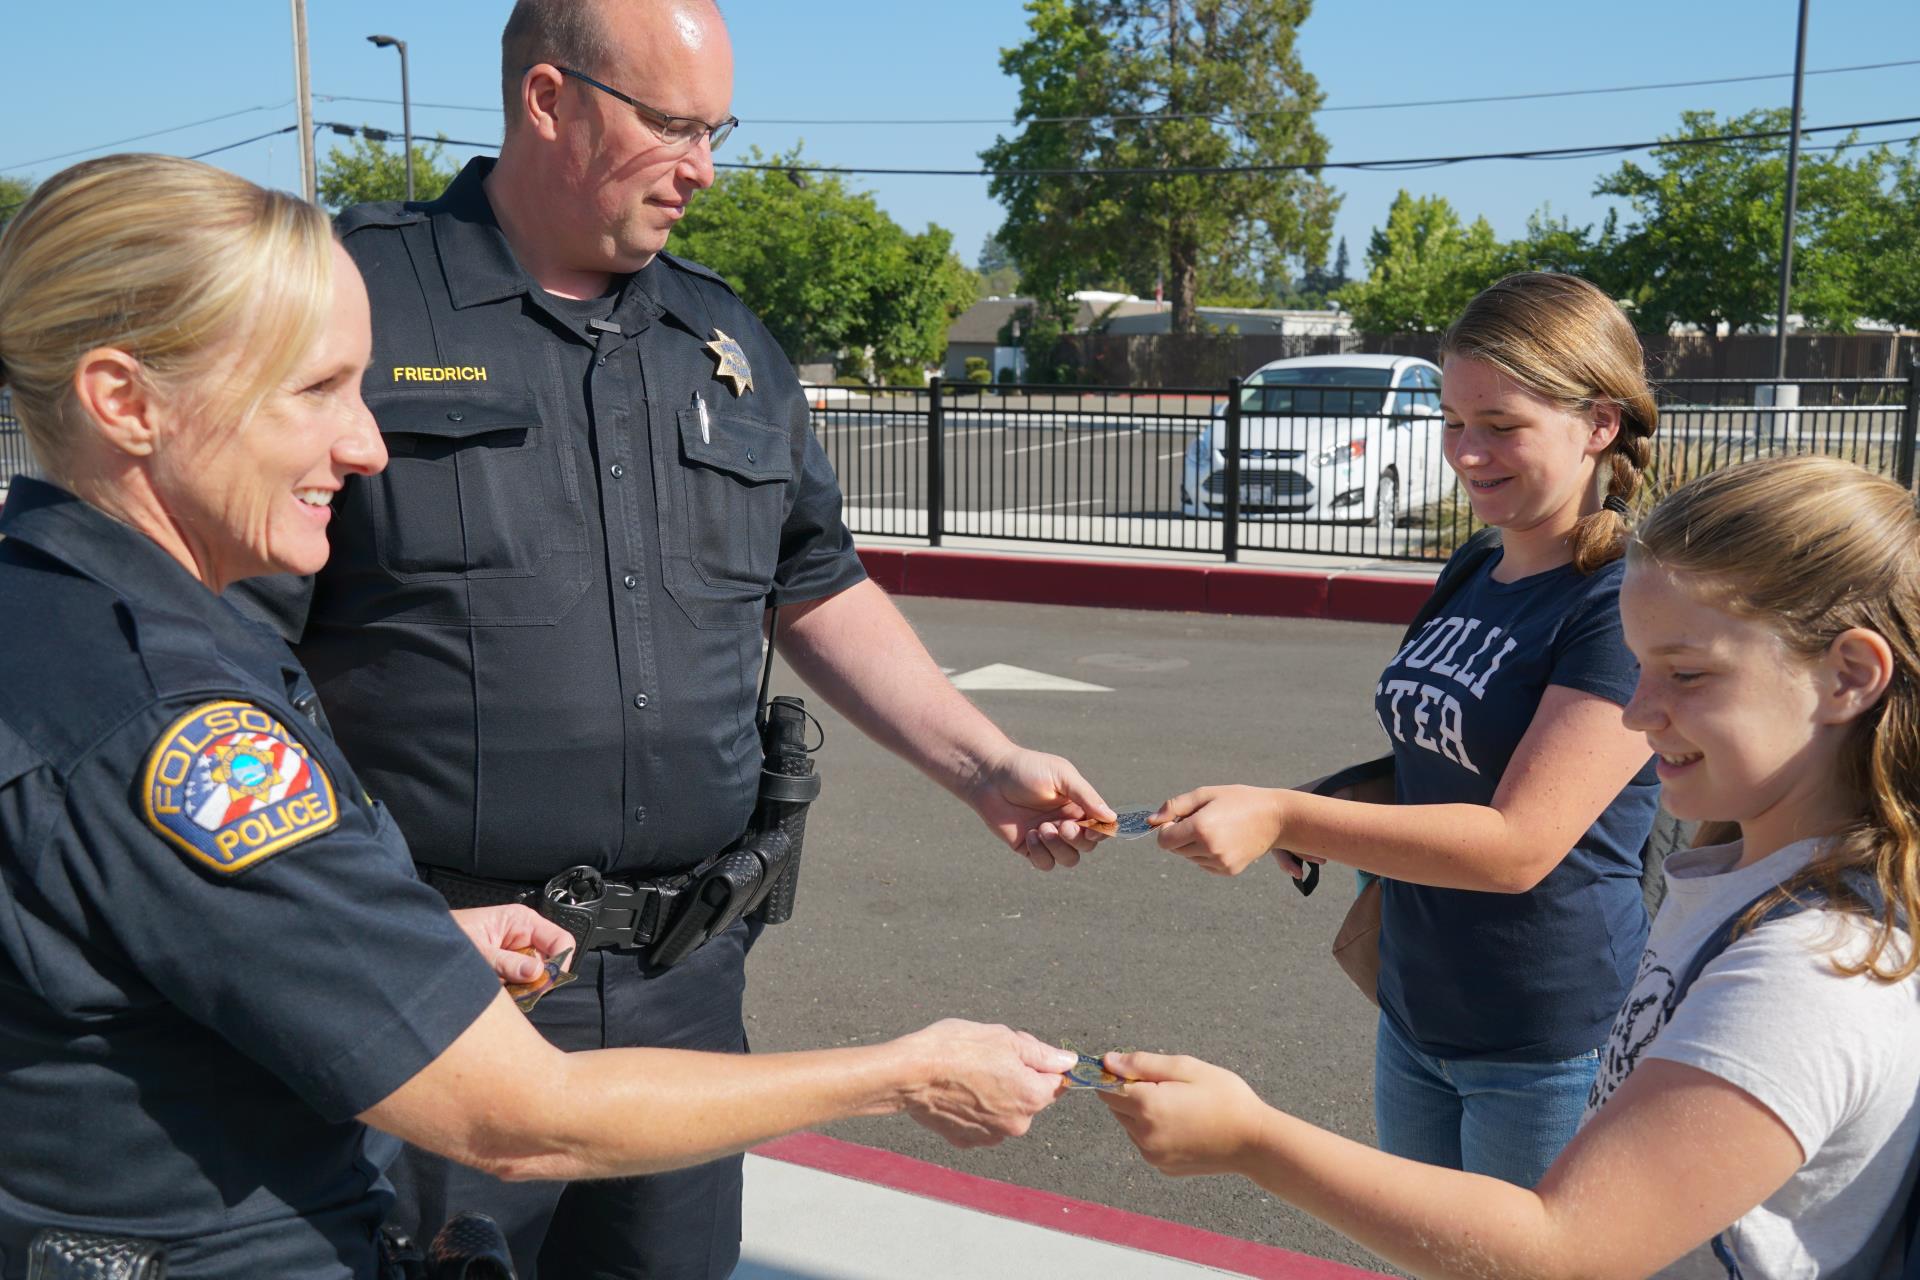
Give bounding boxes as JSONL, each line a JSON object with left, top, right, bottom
{"left": 1312, "top": 438, "right": 1366, "bottom": 468}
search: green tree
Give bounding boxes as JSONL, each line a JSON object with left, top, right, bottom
{"left": 1339, "top": 191, "right": 1502, "bottom": 332}
{"left": 976, "top": 232, "right": 1022, "bottom": 298}
{"left": 981, "top": 0, "right": 1338, "bottom": 335}
{"left": 316, "top": 133, "right": 458, "bottom": 210}
{"left": 1858, "top": 144, "right": 1920, "bottom": 329}
{"left": 1593, "top": 109, "right": 1893, "bottom": 346}
{"left": 0, "top": 176, "right": 34, "bottom": 232}
{"left": 670, "top": 149, "right": 977, "bottom": 375}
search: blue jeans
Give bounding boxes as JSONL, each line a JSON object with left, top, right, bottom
{"left": 1373, "top": 1010, "right": 1599, "bottom": 1188}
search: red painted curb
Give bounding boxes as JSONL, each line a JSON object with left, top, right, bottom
{"left": 857, "top": 546, "right": 1436, "bottom": 626}
{"left": 753, "top": 1132, "right": 1382, "bottom": 1280}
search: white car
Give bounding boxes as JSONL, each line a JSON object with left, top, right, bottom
{"left": 1180, "top": 354, "right": 1451, "bottom": 526}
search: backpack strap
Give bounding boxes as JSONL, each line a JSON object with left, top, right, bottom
{"left": 1674, "top": 875, "right": 1910, "bottom": 1278}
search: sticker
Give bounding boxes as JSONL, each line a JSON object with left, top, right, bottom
{"left": 704, "top": 328, "right": 755, "bottom": 397}
{"left": 1081, "top": 807, "right": 1163, "bottom": 840}
{"left": 140, "top": 700, "right": 340, "bottom": 875}
{"left": 507, "top": 946, "right": 578, "bottom": 1013}
{"left": 1062, "top": 1052, "right": 1130, "bottom": 1091}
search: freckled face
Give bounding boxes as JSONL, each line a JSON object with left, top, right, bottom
{"left": 1441, "top": 356, "right": 1615, "bottom": 535}
{"left": 1619, "top": 563, "right": 1828, "bottom": 827}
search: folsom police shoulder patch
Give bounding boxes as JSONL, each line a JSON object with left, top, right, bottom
{"left": 140, "top": 700, "right": 340, "bottom": 875}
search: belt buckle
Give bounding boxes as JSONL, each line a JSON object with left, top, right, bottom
{"left": 539, "top": 865, "right": 676, "bottom": 952}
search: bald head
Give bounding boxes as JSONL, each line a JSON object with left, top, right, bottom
{"left": 500, "top": 0, "right": 725, "bottom": 131}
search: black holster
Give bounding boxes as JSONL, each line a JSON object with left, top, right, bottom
{"left": 648, "top": 696, "right": 820, "bottom": 968}
{"left": 25, "top": 1230, "right": 166, "bottom": 1280}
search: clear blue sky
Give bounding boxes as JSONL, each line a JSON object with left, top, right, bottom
{"left": 3, "top": 1, "right": 1914, "bottom": 285}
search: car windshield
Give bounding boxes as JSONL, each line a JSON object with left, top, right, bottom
{"left": 1240, "top": 367, "right": 1393, "bottom": 416}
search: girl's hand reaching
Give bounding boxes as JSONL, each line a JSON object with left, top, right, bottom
{"left": 1152, "top": 786, "right": 1289, "bottom": 876}
{"left": 1098, "top": 1051, "right": 1270, "bottom": 1177}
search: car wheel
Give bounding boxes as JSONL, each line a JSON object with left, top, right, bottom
{"left": 1374, "top": 471, "right": 1401, "bottom": 531}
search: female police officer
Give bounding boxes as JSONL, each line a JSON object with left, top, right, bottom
{"left": 0, "top": 154, "right": 1075, "bottom": 1279}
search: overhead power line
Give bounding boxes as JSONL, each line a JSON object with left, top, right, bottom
{"left": 0, "top": 102, "right": 293, "bottom": 173}
{"left": 316, "top": 57, "right": 1920, "bottom": 126}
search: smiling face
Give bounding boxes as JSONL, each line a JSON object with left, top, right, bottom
{"left": 1440, "top": 355, "right": 1617, "bottom": 538}
{"left": 1620, "top": 561, "right": 1859, "bottom": 856}
{"left": 150, "top": 242, "right": 385, "bottom": 590}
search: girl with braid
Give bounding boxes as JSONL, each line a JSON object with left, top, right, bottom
{"left": 1151, "top": 274, "right": 1662, "bottom": 1186}
{"left": 1110, "top": 456, "right": 1920, "bottom": 1278}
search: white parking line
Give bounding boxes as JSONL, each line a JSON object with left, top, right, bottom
{"left": 1005, "top": 496, "right": 1104, "bottom": 514}
{"left": 1004, "top": 430, "right": 1129, "bottom": 457}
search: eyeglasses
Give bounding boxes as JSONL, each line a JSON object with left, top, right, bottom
{"left": 546, "top": 65, "right": 737, "bottom": 152}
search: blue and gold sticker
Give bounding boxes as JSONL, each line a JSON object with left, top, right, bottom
{"left": 141, "top": 701, "right": 340, "bottom": 875}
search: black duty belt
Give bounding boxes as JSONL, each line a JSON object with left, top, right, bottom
{"left": 419, "top": 864, "right": 694, "bottom": 954}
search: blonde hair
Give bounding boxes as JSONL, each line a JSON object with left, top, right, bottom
{"left": 1634, "top": 454, "right": 1920, "bottom": 981}
{"left": 0, "top": 153, "right": 334, "bottom": 478}
{"left": 1440, "top": 272, "right": 1659, "bottom": 575}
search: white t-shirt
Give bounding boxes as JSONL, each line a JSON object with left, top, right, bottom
{"left": 1583, "top": 837, "right": 1920, "bottom": 1280}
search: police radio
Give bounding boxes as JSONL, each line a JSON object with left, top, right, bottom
{"left": 647, "top": 610, "right": 820, "bottom": 968}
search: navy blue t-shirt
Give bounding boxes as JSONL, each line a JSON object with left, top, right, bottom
{"left": 1373, "top": 551, "right": 1658, "bottom": 1063}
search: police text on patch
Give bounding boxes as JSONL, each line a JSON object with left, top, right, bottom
{"left": 141, "top": 701, "right": 340, "bottom": 875}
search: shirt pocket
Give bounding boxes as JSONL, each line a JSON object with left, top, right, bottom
{"left": 360, "top": 390, "right": 590, "bottom": 624}
{"left": 663, "top": 405, "right": 793, "bottom": 628}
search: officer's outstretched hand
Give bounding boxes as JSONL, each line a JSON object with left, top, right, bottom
{"left": 450, "top": 905, "right": 577, "bottom": 984}
{"left": 968, "top": 744, "right": 1114, "bottom": 871}
{"left": 895, "top": 1019, "right": 1076, "bottom": 1147}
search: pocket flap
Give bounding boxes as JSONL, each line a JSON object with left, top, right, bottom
{"left": 677, "top": 407, "right": 792, "bottom": 483}
{"left": 366, "top": 391, "right": 543, "bottom": 439}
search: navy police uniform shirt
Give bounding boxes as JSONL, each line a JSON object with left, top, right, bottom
{"left": 0, "top": 479, "right": 501, "bottom": 1279}
{"left": 232, "top": 157, "right": 865, "bottom": 882}
{"left": 1373, "top": 551, "right": 1658, "bottom": 1063}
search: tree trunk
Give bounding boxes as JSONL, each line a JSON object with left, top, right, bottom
{"left": 1170, "top": 221, "right": 1199, "bottom": 334}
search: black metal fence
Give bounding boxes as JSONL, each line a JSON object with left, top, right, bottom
{"left": 814, "top": 370, "right": 1920, "bottom": 564}
{"left": 0, "top": 391, "right": 30, "bottom": 482}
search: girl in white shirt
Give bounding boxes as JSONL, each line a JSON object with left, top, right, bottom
{"left": 1102, "top": 453, "right": 1920, "bottom": 1279}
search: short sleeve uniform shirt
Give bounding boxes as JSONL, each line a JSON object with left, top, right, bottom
{"left": 0, "top": 479, "right": 500, "bottom": 1279}
{"left": 235, "top": 158, "right": 865, "bottom": 881}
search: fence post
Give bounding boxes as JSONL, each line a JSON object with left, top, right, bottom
{"left": 926, "top": 376, "right": 945, "bottom": 548}
{"left": 1899, "top": 363, "right": 1920, "bottom": 493}
{"left": 1222, "top": 376, "right": 1242, "bottom": 563}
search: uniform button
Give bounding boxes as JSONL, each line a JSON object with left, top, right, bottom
{"left": 447, "top": 411, "right": 465, "bottom": 423}
{"left": 622, "top": 573, "right": 638, "bottom": 589}
{"left": 633, "top": 806, "right": 648, "bottom": 823}
{"left": 597, "top": 357, "right": 608, "bottom": 367}
{"left": 633, "top": 693, "right": 649, "bottom": 709}
{"left": 746, "top": 449, "right": 757, "bottom": 464}
{"left": 609, "top": 463, "right": 625, "bottom": 478}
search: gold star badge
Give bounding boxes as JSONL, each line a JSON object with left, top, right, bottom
{"left": 704, "top": 328, "right": 754, "bottom": 397}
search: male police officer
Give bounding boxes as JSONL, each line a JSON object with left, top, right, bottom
{"left": 233, "top": 1, "right": 1111, "bottom": 1275}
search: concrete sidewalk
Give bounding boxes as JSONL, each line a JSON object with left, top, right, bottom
{"left": 741, "top": 1134, "right": 1384, "bottom": 1280}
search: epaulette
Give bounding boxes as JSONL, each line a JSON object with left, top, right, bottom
{"left": 334, "top": 200, "right": 425, "bottom": 238}
{"left": 657, "top": 250, "right": 742, "bottom": 301}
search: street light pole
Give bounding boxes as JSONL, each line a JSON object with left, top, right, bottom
{"left": 1773, "top": 0, "right": 1811, "bottom": 380}
{"left": 367, "top": 34, "right": 413, "bottom": 201}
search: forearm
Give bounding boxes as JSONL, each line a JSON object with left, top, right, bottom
{"left": 778, "top": 581, "right": 1013, "bottom": 797}
{"left": 1235, "top": 1108, "right": 1578, "bottom": 1280}
{"left": 1279, "top": 791, "right": 1552, "bottom": 892}
{"left": 448, "top": 1032, "right": 927, "bottom": 1182}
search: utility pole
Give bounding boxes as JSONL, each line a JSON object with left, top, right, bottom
{"left": 1773, "top": 0, "right": 1811, "bottom": 380}
{"left": 290, "top": 0, "right": 316, "bottom": 201}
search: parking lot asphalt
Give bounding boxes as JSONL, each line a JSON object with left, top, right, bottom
{"left": 742, "top": 595, "right": 1405, "bottom": 1273}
